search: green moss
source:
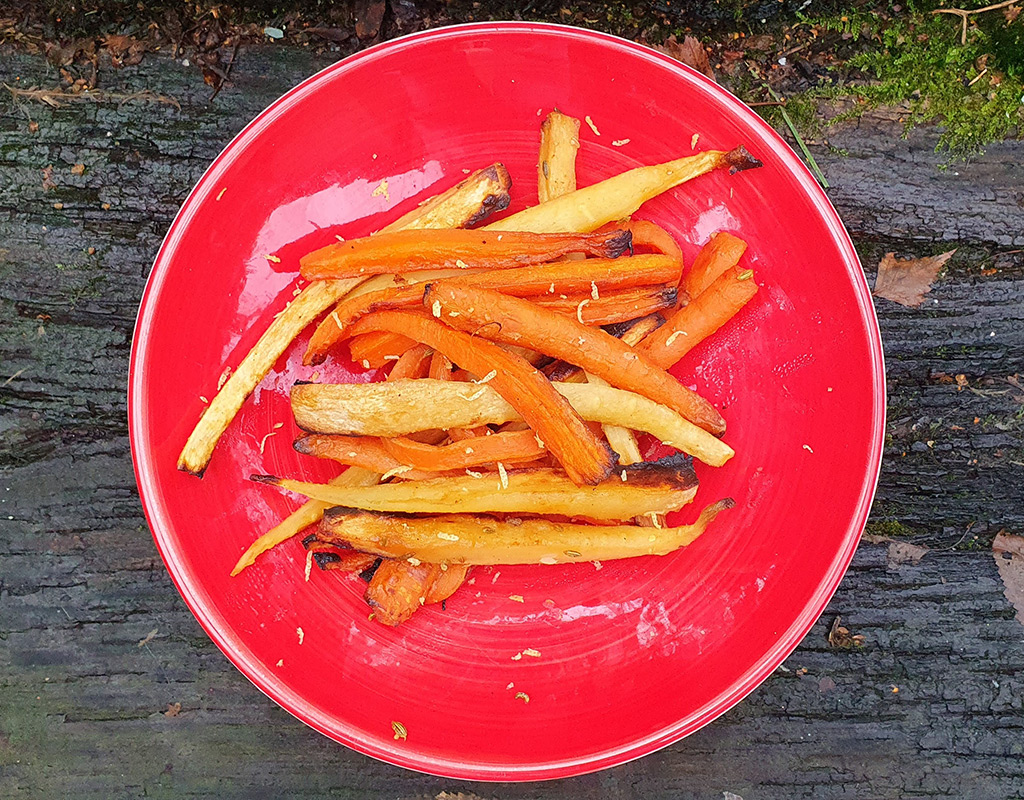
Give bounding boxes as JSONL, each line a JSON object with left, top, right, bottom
{"left": 773, "top": 5, "right": 1024, "bottom": 158}
{"left": 865, "top": 518, "right": 917, "bottom": 538}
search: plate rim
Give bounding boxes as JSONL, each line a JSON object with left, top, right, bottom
{"left": 128, "top": 20, "right": 887, "bottom": 781}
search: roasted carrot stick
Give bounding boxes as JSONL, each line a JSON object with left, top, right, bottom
{"left": 304, "top": 254, "right": 682, "bottom": 364}
{"left": 533, "top": 285, "right": 677, "bottom": 326}
{"left": 609, "top": 219, "right": 684, "bottom": 262}
{"left": 348, "top": 332, "right": 417, "bottom": 369}
{"left": 303, "top": 543, "right": 379, "bottom": 573}
{"left": 423, "top": 283, "right": 726, "bottom": 435}
{"left": 423, "top": 563, "right": 472, "bottom": 604}
{"left": 682, "top": 232, "right": 747, "bottom": 299}
{"left": 365, "top": 559, "right": 442, "bottom": 626}
{"left": 345, "top": 310, "right": 616, "bottom": 485}
{"left": 299, "top": 228, "right": 633, "bottom": 280}
{"left": 382, "top": 429, "right": 546, "bottom": 472}
{"left": 545, "top": 312, "right": 665, "bottom": 383}
{"left": 637, "top": 266, "right": 759, "bottom": 368}
{"left": 229, "top": 466, "right": 380, "bottom": 577}
{"left": 428, "top": 351, "right": 453, "bottom": 381}
{"left": 180, "top": 163, "right": 513, "bottom": 476}
{"left": 293, "top": 434, "right": 442, "bottom": 481}
{"left": 448, "top": 425, "right": 491, "bottom": 442}
{"left": 486, "top": 148, "right": 761, "bottom": 234}
{"left": 386, "top": 343, "right": 432, "bottom": 381}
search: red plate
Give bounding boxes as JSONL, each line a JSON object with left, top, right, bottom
{"left": 129, "top": 23, "right": 885, "bottom": 781}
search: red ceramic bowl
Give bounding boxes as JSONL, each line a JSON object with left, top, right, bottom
{"left": 129, "top": 23, "right": 885, "bottom": 781}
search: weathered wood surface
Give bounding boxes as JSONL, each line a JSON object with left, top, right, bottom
{"left": 1, "top": 42, "right": 1023, "bottom": 800}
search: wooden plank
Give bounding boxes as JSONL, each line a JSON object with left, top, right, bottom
{"left": 1, "top": 45, "right": 1022, "bottom": 799}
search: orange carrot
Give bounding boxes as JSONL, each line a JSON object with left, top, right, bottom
{"left": 293, "top": 434, "right": 442, "bottom": 481}
{"left": 382, "top": 429, "right": 546, "bottom": 472}
{"left": 305, "top": 254, "right": 681, "bottom": 364}
{"left": 533, "top": 285, "right": 677, "bottom": 326}
{"left": 423, "top": 563, "right": 472, "bottom": 604}
{"left": 299, "top": 228, "right": 633, "bottom": 280}
{"left": 423, "top": 283, "right": 726, "bottom": 435}
{"left": 365, "top": 559, "right": 442, "bottom": 626}
{"left": 348, "top": 332, "right": 416, "bottom": 369}
{"left": 448, "top": 426, "right": 491, "bottom": 442}
{"left": 304, "top": 543, "right": 379, "bottom": 573}
{"left": 682, "top": 232, "right": 747, "bottom": 299}
{"left": 545, "top": 312, "right": 665, "bottom": 383}
{"left": 607, "top": 219, "right": 684, "bottom": 262}
{"left": 428, "top": 351, "right": 453, "bottom": 381}
{"left": 637, "top": 266, "right": 759, "bottom": 368}
{"left": 386, "top": 343, "right": 432, "bottom": 381}
{"left": 345, "top": 311, "right": 616, "bottom": 485}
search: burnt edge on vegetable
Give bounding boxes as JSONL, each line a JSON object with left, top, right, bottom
{"left": 622, "top": 452, "right": 697, "bottom": 487}
{"left": 313, "top": 551, "right": 342, "bottom": 570}
{"left": 605, "top": 228, "right": 634, "bottom": 259}
{"left": 462, "top": 163, "right": 513, "bottom": 228}
{"left": 359, "top": 558, "right": 382, "bottom": 582}
{"left": 725, "top": 146, "right": 763, "bottom": 174}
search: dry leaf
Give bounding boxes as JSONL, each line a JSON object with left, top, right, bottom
{"left": 993, "top": 531, "right": 1024, "bottom": 626}
{"left": 887, "top": 541, "right": 929, "bottom": 568}
{"left": 436, "top": 794, "right": 488, "bottom": 800}
{"left": 653, "top": 35, "right": 715, "bottom": 82}
{"left": 41, "top": 165, "right": 55, "bottom": 191}
{"left": 354, "top": 0, "right": 386, "bottom": 40}
{"left": 873, "top": 250, "right": 955, "bottom": 307}
{"left": 164, "top": 702, "right": 182, "bottom": 717}
{"left": 70, "top": 163, "right": 85, "bottom": 176}
{"left": 1004, "top": 3, "right": 1021, "bottom": 22}
{"left": 104, "top": 34, "right": 145, "bottom": 68}
{"left": 827, "top": 615, "right": 865, "bottom": 648}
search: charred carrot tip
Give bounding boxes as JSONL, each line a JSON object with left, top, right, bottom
{"left": 250, "top": 474, "right": 279, "bottom": 485}
{"left": 726, "top": 146, "right": 762, "bottom": 173}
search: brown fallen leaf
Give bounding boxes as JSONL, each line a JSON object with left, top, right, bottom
{"left": 71, "top": 163, "right": 85, "bottom": 176}
{"left": 993, "top": 531, "right": 1024, "bottom": 626}
{"left": 873, "top": 250, "right": 955, "bottom": 307}
{"left": 41, "top": 165, "right": 55, "bottom": 191}
{"left": 653, "top": 35, "right": 716, "bottom": 82}
{"left": 104, "top": 34, "right": 146, "bottom": 68}
{"left": 887, "top": 541, "right": 929, "bottom": 568}
{"left": 164, "top": 702, "right": 182, "bottom": 717}
{"left": 827, "top": 615, "right": 865, "bottom": 648}
{"left": 436, "top": 794, "right": 488, "bottom": 800}
{"left": 1004, "top": 3, "right": 1021, "bottom": 22}
{"left": 354, "top": 0, "right": 386, "bottom": 40}
{"left": 28, "top": 120, "right": 39, "bottom": 133}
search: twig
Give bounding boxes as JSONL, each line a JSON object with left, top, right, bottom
{"left": 932, "top": 0, "right": 1019, "bottom": 45}
{"left": 967, "top": 67, "right": 988, "bottom": 86}
{"left": 4, "top": 84, "right": 181, "bottom": 111}
{"left": 209, "top": 39, "right": 241, "bottom": 103}
{"left": 2, "top": 368, "right": 26, "bottom": 387}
